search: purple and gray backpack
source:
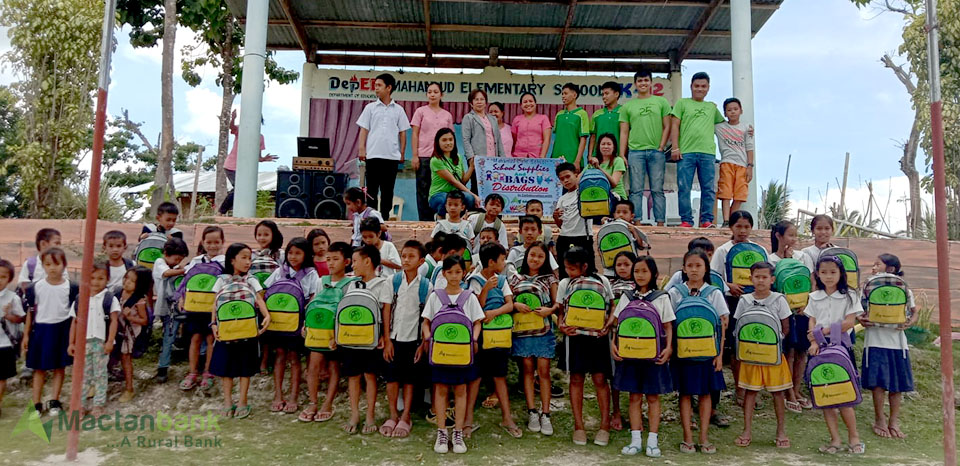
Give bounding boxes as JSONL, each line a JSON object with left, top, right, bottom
{"left": 805, "top": 322, "right": 862, "bottom": 409}
{"left": 264, "top": 266, "right": 308, "bottom": 336}
{"left": 616, "top": 293, "right": 666, "bottom": 361}
{"left": 429, "top": 290, "right": 475, "bottom": 367}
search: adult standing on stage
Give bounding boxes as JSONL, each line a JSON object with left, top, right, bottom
{"left": 461, "top": 89, "right": 505, "bottom": 191}
{"left": 619, "top": 70, "right": 672, "bottom": 226}
{"left": 510, "top": 92, "right": 552, "bottom": 158}
{"left": 411, "top": 82, "right": 454, "bottom": 221}
{"left": 356, "top": 73, "right": 411, "bottom": 216}
{"left": 429, "top": 128, "right": 482, "bottom": 215}
{"left": 488, "top": 102, "right": 513, "bottom": 156}
{"left": 219, "top": 109, "right": 277, "bottom": 215}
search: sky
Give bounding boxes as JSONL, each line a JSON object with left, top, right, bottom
{"left": 0, "top": 0, "right": 934, "bottom": 232}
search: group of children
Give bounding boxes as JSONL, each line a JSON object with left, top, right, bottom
{"left": 0, "top": 189, "right": 918, "bottom": 458}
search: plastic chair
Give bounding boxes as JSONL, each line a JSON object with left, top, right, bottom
{"left": 390, "top": 197, "right": 404, "bottom": 221}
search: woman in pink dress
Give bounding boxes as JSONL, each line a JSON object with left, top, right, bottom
{"left": 411, "top": 82, "right": 454, "bottom": 220}
{"left": 510, "top": 92, "right": 552, "bottom": 158}
{"left": 489, "top": 102, "right": 513, "bottom": 156}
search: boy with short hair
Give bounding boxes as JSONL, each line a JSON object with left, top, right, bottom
{"left": 140, "top": 202, "right": 183, "bottom": 240}
{"left": 339, "top": 244, "right": 394, "bottom": 434}
{"left": 19, "top": 228, "right": 68, "bottom": 288}
{"left": 669, "top": 72, "right": 726, "bottom": 228}
{"left": 553, "top": 162, "right": 595, "bottom": 279}
{"left": 590, "top": 82, "right": 622, "bottom": 160}
{"left": 715, "top": 97, "right": 756, "bottom": 226}
{"left": 102, "top": 231, "right": 134, "bottom": 290}
{"left": 620, "top": 69, "right": 672, "bottom": 227}
{"left": 468, "top": 194, "right": 508, "bottom": 253}
{"left": 429, "top": 235, "right": 469, "bottom": 289}
{"left": 734, "top": 262, "right": 792, "bottom": 448}
{"left": 418, "top": 235, "right": 445, "bottom": 280}
{"left": 521, "top": 200, "right": 555, "bottom": 248}
{"left": 153, "top": 237, "right": 189, "bottom": 383}
{"left": 553, "top": 83, "right": 590, "bottom": 169}
{"left": 507, "top": 215, "right": 559, "bottom": 272}
{"left": 360, "top": 217, "right": 401, "bottom": 278}
{"left": 599, "top": 200, "right": 648, "bottom": 278}
{"left": 383, "top": 240, "right": 431, "bottom": 439}
{"left": 356, "top": 72, "right": 411, "bottom": 215}
{"left": 431, "top": 191, "right": 474, "bottom": 242}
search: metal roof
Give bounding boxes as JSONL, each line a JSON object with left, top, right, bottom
{"left": 226, "top": 0, "right": 783, "bottom": 73}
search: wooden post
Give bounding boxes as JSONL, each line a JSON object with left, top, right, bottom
{"left": 839, "top": 152, "right": 850, "bottom": 217}
{"left": 190, "top": 146, "right": 204, "bottom": 220}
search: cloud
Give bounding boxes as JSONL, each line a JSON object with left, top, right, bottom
{"left": 182, "top": 86, "right": 223, "bottom": 141}
{"left": 262, "top": 81, "right": 301, "bottom": 125}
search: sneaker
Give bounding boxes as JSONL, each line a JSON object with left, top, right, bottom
{"left": 156, "top": 367, "right": 169, "bottom": 384}
{"left": 551, "top": 384, "right": 564, "bottom": 397}
{"left": 451, "top": 429, "right": 467, "bottom": 454}
{"left": 700, "top": 221, "right": 714, "bottom": 229}
{"left": 30, "top": 403, "right": 43, "bottom": 420}
{"left": 527, "top": 410, "right": 541, "bottom": 432}
{"left": 540, "top": 413, "right": 554, "bottom": 436}
{"left": 434, "top": 429, "right": 449, "bottom": 454}
{"left": 680, "top": 222, "right": 693, "bottom": 228}
{"left": 47, "top": 400, "right": 62, "bottom": 416}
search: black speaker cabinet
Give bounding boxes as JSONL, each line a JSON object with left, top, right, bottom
{"left": 275, "top": 170, "right": 311, "bottom": 218}
{"left": 310, "top": 172, "right": 347, "bottom": 220}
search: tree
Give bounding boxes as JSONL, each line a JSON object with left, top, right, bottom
{"left": 0, "top": 0, "right": 102, "bottom": 217}
{"left": 0, "top": 86, "right": 25, "bottom": 217}
{"left": 881, "top": 54, "right": 923, "bottom": 237}
{"left": 852, "top": 0, "right": 960, "bottom": 239}
{"left": 153, "top": 0, "right": 179, "bottom": 217}
{"left": 760, "top": 180, "right": 791, "bottom": 229}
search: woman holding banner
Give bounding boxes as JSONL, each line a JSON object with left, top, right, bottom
{"left": 461, "top": 89, "right": 505, "bottom": 191}
{"left": 411, "top": 82, "right": 454, "bottom": 221}
{"left": 429, "top": 128, "right": 482, "bottom": 216}
{"left": 510, "top": 92, "right": 552, "bottom": 158}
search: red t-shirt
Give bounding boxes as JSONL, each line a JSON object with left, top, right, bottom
{"left": 314, "top": 260, "right": 330, "bottom": 277}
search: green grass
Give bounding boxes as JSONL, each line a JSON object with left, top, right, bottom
{"left": 1, "top": 331, "right": 958, "bottom": 465}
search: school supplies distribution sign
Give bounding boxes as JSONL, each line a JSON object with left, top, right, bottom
{"left": 476, "top": 157, "right": 562, "bottom": 216}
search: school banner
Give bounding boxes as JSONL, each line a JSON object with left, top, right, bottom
{"left": 304, "top": 66, "right": 672, "bottom": 106}
{"left": 476, "top": 157, "right": 563, "bottom": 216}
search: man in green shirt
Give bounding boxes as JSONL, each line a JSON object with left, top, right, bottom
{"left": 552, "top": 83, "right": 590, "bottom": 169}
{"left": 618, "top": 70, "right": 672, "bottom": 226}
{"left": 669, "top": 71, "right": 725, "bottom": 228}
{"left": 589, "top": 81, "right": 622, "bottom": 159}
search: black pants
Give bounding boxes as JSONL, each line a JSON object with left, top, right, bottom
{"left": 556, "top": 235, "right": 594, "bottom": 279}
{"left": 218, "top": 169, "right": 237, "bottom": 215}
{"left": 365, "top": 158, "right": 399, "bottom": 216}
{"left": 415, "top": 158, "right": 433, "bottom": 221}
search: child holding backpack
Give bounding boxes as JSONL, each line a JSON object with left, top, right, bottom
{"left": 66, "top": 263, "right": 119, "bottom": 415}
{"left": 804, "top": 254, "right": 863, "bottom": 454}
{"left": 254, "top": 220, "right": 285, "bottom": 264}
{"left": 557, "top": 246, "right": 615, "bottom": 447}
{"left": 732, "top": 262, "right": 791, "bottom": 449}
{"left": 509, "top": 241, "right": 558, "bottom": 435}
{"left": 859, "top": 253, "right": 917, "bottom": 440}
{"left": 608, "top": 255, "right": 674, "bottom": 457}
{"left": 345, "top": 187, "right": 388, "bottom": 248}
{"left": 114, "top": 267, "right": 152, "bottom": 403}
{"left": 668, "top": 248, "right": 729, "bottom": 454}
{"left": 180, "top": 226, "right": 225, "bottom": 392}
{"left": 264, "top": 238, "right": 319, "bottom": 415}
{"left": 152, "top": 238, "right": 189, "bottom": 384}
{"left": 801, "top": 214, "right": 837, "bottom": 267}
{"left": 209, "top": 243, "right": 271, "bottom": 419}
{"left": 300, "top": 242, "right": 356, "bottom": 423}
{"left": 420, "top": 255, "right": 485, "bottom": 454}
{"left": 607, "top": 250, "right": 638, "bottom": 431}
{"left": 0, "top": 260, "right": 26, "bottom": 417}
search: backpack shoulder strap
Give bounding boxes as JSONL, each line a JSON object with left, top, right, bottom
{"left": 435, "top": 289, "right": 451, "bottom": 307}
{"left": 26, "top": 256, "right": 37, "bottom": 281}
{"left": 472, "top": 215, "right": 484, "bottom": 235}
{"left": 671, "top": 283, "right": 690, "bottom": 297}
{"left": 644, "top": 290, "right": 667, "bottom": 303}
{"left": 813, "top": 325, "right": 829, "bottom": 346}
{"left": 69, "top": 282, "right": 80, "bottom": 309}
{"left": 24, "top": 283, "right": 36, "bottom": 310}
{"left": 454, "top": 290, "right": 473, "bottom": 309}
{"left": 418, "top": 277, "right": 431, "bottom": 304}
{"left": 103, "top": 294, "right": 114, "bottom": 318}
{"left": 700, "top": 284, "right": 720, "bottom": 298}
{"left": 392, "top": 272, "right": 402, "bottom": 294}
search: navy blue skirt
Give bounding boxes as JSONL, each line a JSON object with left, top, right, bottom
{"left": 209, "top": 339, "right": 261, "bottom": 378}
{"left": 183, "top": 312, "right": 212, "bottom": 336}
{"left": 26, "top": 319, "right": 73, "bottom": 371}
{"left": 432, "top": 363, "right": 479, "bottom": 386}
{"left": 862, "top": 347, "right": 914, "bottom": 393}
{"left": 671, "top": 359, "right": 725, "bottom": 396}
{"left": 0, "top": 347, "right": 16, "bottom": 380}
{"left": 614, "top": 359, "right": 674, "bottom": 395}
{"left": 784, "top": 314, "right": 811, "bottom": 352}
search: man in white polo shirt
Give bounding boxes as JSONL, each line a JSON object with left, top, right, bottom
{"left": 356, "top": 73, "right": 411, "bottom": 216}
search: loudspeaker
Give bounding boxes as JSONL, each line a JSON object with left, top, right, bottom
{"left": 310, "top": 172, "right": 347, "bottom": 220}
{"left": 275, "top": 170, "right": 311, "bottom": 218}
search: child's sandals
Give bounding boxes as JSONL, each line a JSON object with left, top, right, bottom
{"left": 298, "top": 404, "right": 318, "bottom": 422}
{"left": 679, "top": 442, "right": 696, "bottom": 454}
{"left": 235, "top": 405, "right": 252, "bottom": 419}
{"left": 848, "top": 442, "right": 866, "bottom": 454}
{"left": 315, "top": 407, "right": 335, "bottom": 422}
{"left": 621, "top": 444, "right": 642, "bottom": 455}
{"left": 818, "top": 444, "right": 841, "bottom": 454}
{"left": 775, "top": 437, "right": 791, "bottom": 449}
{"left": 698, "top": 443, "right": 717, "bottom": 454}
{"left": 199, "top": 373, "right": 215, "bottom": 391}
{"left": 179, "top": 373, "right": 199, "bottom": 391}
{"left": 221, "top": 405, "right": 236, "bottom": 418}
{"left": 785, "top": 400, "right": 803, "bottom": 414}
{"left": 361, "top": 422, "right": 379, "bottom": 435}
{"left": 391, "top": 420, "right": 412, "bottom": 438}
{"left": 735, "top": 435, "right": 752, "bottom": 447}
{"left": 646, "top": 444, "right": 662, "bottom": 458}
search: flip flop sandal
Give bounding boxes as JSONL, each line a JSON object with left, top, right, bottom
{"left": 361, "top": 422, "right": 379, "bottom": 435}
{"left": 888, "top": 426, "right": 906, "bottom": 439}
{"left": 391, "top": 420, "right": 412, "bottom": 438}
{"left": 342, "top": 422, "right": 358, "bottom": 435}
{"left": 785, "top": 400, "right": 803, "bottom": 414}
{"left": 775, "top": 437, "right": 791, "bottom": 449}
{"left": 270, "top": 400, "right": 286, "bottom": 413}
{"left": 200, "top": 373, "right": 215, "bottom": 391}
{"left": 500, "top": 423, "right": 523, "bottom": 439}
{"left": 645, "top": 445, "right": 662, "bottom": 458}
{"left": 818, "top": 444, "right": 841, "bottom": 454}
{"left": 679, "top": 442, "right": 696, "bottom": 454}
{"left": 380, "top": 419, "right": 397, "bottom": 437}
{"left": 698, "top": 443, "right": 717, "bottom": 454}
{"left": 235, "top": 405, "right": 252, "bottom": 419}
{"left": 481, "top": 395, "right": 499, "bottom": 409}
{"left": 735, "top": 436, "right": 751, "bottom": 447}
{"left": 298, "top": 405, "right": 318, "bottom": 422}
{"left": 464, "top": 423, "right": 481, "bottom": 439}
{"left": 315, "top": 408, "right": 335, "bottom": 422}
{"left": 873, "top": 423, "right": 891, "bottom": 438}
{"left": 179, "top": 373, "right": 198, "bottom": 391}
{"left": 283, "top": 400, "right": 299, "bottom": 414}
{"left": 221, "top": 405, "right": 236, "bottom": 418}
{"left": 610, "top": 415, "right": 623, "bottom": 431}
{"left": 848, "top": 442, "right": 866, "bottom": 455}
{"left": 621, "top": 444, "right": 642, "bottom": 455}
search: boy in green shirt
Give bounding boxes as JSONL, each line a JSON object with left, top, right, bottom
{"left": 589, "top": 81, "right": 622, "bottom": 159}
{"left": 669, "top": 71, "right": 725, "bottom": 228}
{"left": 619, "top": 70, "right": 672, "bottom": 226}
{"left": 553, "top": 83, "right": 590, "bottom": 169}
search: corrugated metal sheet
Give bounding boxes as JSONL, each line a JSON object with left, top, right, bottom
{"left": 309, "top": 28, "right": 425, "bottom": 50}
{"left": 573, "top": 4, "right": 705, "bottom": 30}
{"left": 294, "top": 0, "right": 424, "bottom": 22}
{"left": 564, "top": 35, "right": 684, "bottom": 57}
{"left": 432, "top": 1, "right": 568, "bottom": 27}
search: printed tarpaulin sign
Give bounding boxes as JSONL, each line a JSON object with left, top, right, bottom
{"left": 476, "top": 157, "right": 562, "bottom": 216}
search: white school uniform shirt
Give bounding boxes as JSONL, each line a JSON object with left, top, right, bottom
{"left": 556, "top": 190, "right": 592, "bottom": 237}
{"left": 377, "top": 241, "right": 401, "bottom": 278}
{"left": 32, "top": 280, "right": 75, "bottom": 324}
{"left": 351, "top": 207, "right": 385, "bottom": 247}
{"left": 665, "top": 270, "right": 729, "bottom": 294}
{"left": 612, "top": 289, "right": 676, "bottom": 324}
{"left": 0, "top": 290, "right": 25, "bottom": 348}
{"left": 468, "top": 214, "right": 508, "bottom": 253}
{"left": 800, "top": 244, "right": 834, "bottom": 273}
{"left": 18, "top": 256, "right": 70, "bottom": 286}
{"left": 86, "top": 289, "right": 121, "bottom": 341}
{"left": 862, "top": 273, "right": 916, "bottom": 350}
{"left": 803, "top": 289, "right": 862, "bottom": 328}
{"left": 391, "top": 272, "right": 432, "bottom": 342}
{"left": 152, "top": 258, "right": 175, "bottom": 317}
{"left": 465, "top": 270, "right": 513, "bottom": 306}
{"left": 431, "top": 218, "right": 474, "bottom": 242}
{"left": 418, "top": 255, "right": 439, "bottom": 278}
{"left": 108, "top": 263, "right": 128, "bottom": 289}
{"left": 212, "top": 275, "right": 263, "bottom": 295}
{"left": 185, "top": 254, "right": 225, "bottom": 271}
{"left": 356, "top": 98, "right": 411, "bottom": 161}
{"left": 506, "top": 244, "right": 559, "bottom": 271}
{"left": 264, "top": 266, "right": 321, "bottom": 299}
{"left": 421, "top": 290, "right": 485, "bottom": 324}
{"left": 768, "top": 250, "right": 814, "bottom": 271}
{"left": 734, "top": 292, "right": 791, "bottom": 338}
{"left": 667, "top": 283, "right": 730, "bottom": 317}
